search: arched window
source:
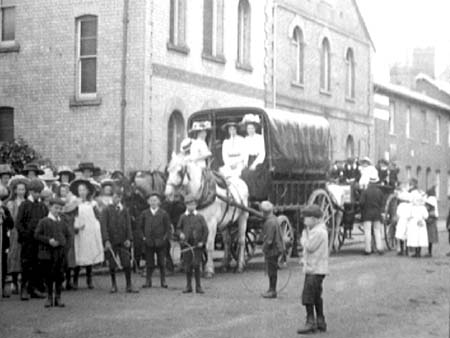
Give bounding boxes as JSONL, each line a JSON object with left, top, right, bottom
{"left": 167, "top": 111, "right": 185, "bottom": 158}
{"left": 237, "top": 0, "right": 251, "bottom": 66}
{"left": 0, "top": 107, "right": 14, "bottom": 143}
{"left": 169, "top": 0, "right": 187, "bottom": 47}
{"left": 345, "top": 48, "right": 355, "bottom": 98}
{"left": 293, "top": 27, "right": 304, "bottom": 84}
{"left": 320, "top": 38, "right": 331, "bottom": 91}
{"left": 345, "top": 135, "right": 354, "bottom": 158}
{"left": 203, "top": 0, "right": 224, "bottom": 58}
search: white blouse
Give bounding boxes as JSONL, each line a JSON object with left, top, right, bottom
{"left": 222, "top": 135, "right": 246, "bottom": 167}
{"left": 190, "top": 138, "right": 211, "bottom": 168}
{"left": 244, "top": 133, "right": 265, "bottom": 167}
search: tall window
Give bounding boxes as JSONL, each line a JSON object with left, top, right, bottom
{"left": 436, "top": 115, "right": 440, "bottom": 145}
{"left": 320, "top": 38, "right": 331, "bottom": 91}
{"left": 416, "top": 166, "right": 422, "bottom": 184}
{"left": 76, "top": 15, "right": 97, "bottom": 98}
{"left": 436, "top": 171, "right": 440, "bottom": 200}
{"left": 167, "top": 111, "right": 185, "bottom": 159}
{"left": 169, "top": 0, "right": 187, "bottom": 47}
{"left": 426, "top": 167, "right": 431, "bottom": 190}
{"left": 406, "top": 107, "right": 411, "bottom": 138}
{"left": 203, "top": 0, "right": 224, "bottom": 58}
{"left": 0, "top": 107, "right": 14, "bottom": 142}
{"left": 389, "top": 101, "right": 395, "bottom": 135}
{"left": 421, "top": 110, "right": 427, "bottom": 140}
{"left": 1, "top": 6, "right": 15, "bottom": 41}
{"left": 293, "top": 27, "right": 304, "bottom": 84}
{"left": 345, "top": 135, "right": 354, "bottom": 158}
{"left": 345, "top": 48, "right": 355, "bottom": 98}
{"left": 237, "top": 0, "right": 251, "bottom": 66}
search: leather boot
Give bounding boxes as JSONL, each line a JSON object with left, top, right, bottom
{"left": 182, "top": 271, "right": 193, "bottom": 293}
{"left": 160, "top": 267, "right": 168, "bottom": 288}
{"left": 110, "top": 272, "right": 118, "bottom": 293}
{"left": 316, "top": 316, "right": 327, "bottom": 332}
{"left": 194, "top": 268, "right": 204, "bottom": 294}
{"left": 297, "top": 317, "right": 316, "bottom": 334}
{"left": 65, "top": 270, "right": 73, "bottom": 291}
{"left": 86, "top": 266, "right": 94, "bottom": 289}
{"left": 142, "top": 268, "right": 153, "bottom": 288}
{"left": 125, "top": 269, "right": 139, "bottom": 293}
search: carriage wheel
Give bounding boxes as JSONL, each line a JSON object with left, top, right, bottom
{"left": 383, "top": 193, "right": 398, "bottom": 250}
{"left": 308, "top": 189, "right": 337, "bottom": 252}
{"left": 231, "top": 229, "right": 256, "bottom": 264}
{"left": 277, "top": 215, "right": 294, "bottom": 266}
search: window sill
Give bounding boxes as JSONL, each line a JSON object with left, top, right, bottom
{"left": 345, "top": 97, "right": 356, "bottom": 103}
{"left": 166, "top": 42, "right": 190, "bottom": 55}
{"left": 235, "top": 61, "right": 253, "bottom": 73}
{"left": 69, "top": 97, "right": 102, "bottom": 108}
{"left": 202, "top": 53, "right": 226, "bottom": 65}
{"left": 319, "top": 89, "right": 332, "bottom": 96}
{"left": 291, "top": 81, "right": 304, "bottom": 89}
{"left": 0, "top": 41, "right": 20, "bottom": 53}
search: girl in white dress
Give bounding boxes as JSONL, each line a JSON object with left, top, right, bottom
{"left": 220, "top": 122, "right": 246, "bottom": 178}
{"left": 406, "top": 191, "right": 429, "bottom": 257}
{"left": 70, "top": 179, "right": 104, "bottom": 289}
{"left": 394, "top": 191, "right": 412, "bottom": 256}
{"left": 188, "top": 121, "right": 212, "bottom": 169}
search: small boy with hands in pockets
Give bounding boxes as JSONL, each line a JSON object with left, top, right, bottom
{"left": 298, "top": 205, "right": 329, "bottom": 335}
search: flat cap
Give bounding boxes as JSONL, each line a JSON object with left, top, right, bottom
{"left": 260, "top": 201, "right": 274, "bottom": 213}
{"left": 302, "top": 205, "right": 323, "bottom": 218}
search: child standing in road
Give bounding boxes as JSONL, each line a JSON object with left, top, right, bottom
{"left": 297, "top": 205, "right": 329, "bottom": 335}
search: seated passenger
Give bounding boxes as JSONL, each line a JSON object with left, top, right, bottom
{"left": 344, "top": 158, "right": 360, "bottom": 183}
{"left": 359, "top": 157, "right": 378, "bottom": 190}
{"left": 376, "top": 159, "right": 390, "bottom": 186}
{"left": 220, "top": 121, "right": 246, "bottom": 178}
{"left": 187, "top": 121, "right": 212, "bottom": 169}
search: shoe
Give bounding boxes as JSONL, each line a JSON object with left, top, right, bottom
{"left": 54, "top": 297, "right": 65, "bottom": 308}
{"left": 182, "top": 287, "right": 193, "bottom": 294}
{"left": 110, "top": 286, "right": 118, "bottom": 294}
{"left": 161, "top": 282, "right": 168, "bottom": 289}
{"left": 142, "top": 280, "right": 152, "bottom": 288}
{"left": 377, "top": 251, "right": 384, "bottom": 256}
{"left": 316, "top": 317, "right": 327, "bottom": 332}
{"left": 20, "top": 289, "right": 30, "bottom": 301}
{"left": 261, "top": 290, "right": 277, "bottom": 299}
{"left": 397, "top": 252, "right": 404, "bottom": 256}
{"left": 297, "top": 320, "right": 316, "bottom": 334}
{"left": 195, "top": 287, "right": 205, "bottom": 294}
{"left": 87, "top": 282, "right": 94, "bottom": 290}
{"left": 363, "top": 251, "right": 372, "bottom": 256}
{"left": 44, "top": 298, "right": 53, "bottom": 308}
{"left": 126, "top": 286, "right": 139, "bottom": 294}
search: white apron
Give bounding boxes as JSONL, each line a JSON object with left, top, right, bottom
{"left": 395, "top": 202, "right": 411, "bottom": 241}
{"left": 406, "top": 205, "right": 428, "bottom": 247}
{"left": 74, "top": 201, "right": 104, "bottom": 266}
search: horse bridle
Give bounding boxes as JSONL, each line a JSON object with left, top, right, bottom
{"left": 168, "top": 163, "right": 191, "bottom": 190}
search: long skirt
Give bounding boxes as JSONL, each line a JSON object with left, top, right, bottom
{"left": 406, "top": 221, "right": 428, "bottom": 248}
{"left": 426, "top": 218, "right": 439, "bottom": 244}
{"left": 7, "top": 228, "right": 21, "bottom": 273}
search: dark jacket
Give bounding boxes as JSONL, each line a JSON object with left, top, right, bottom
{"left": 139, "top": 208, "right": 171, "bottom": 248}
{"left": 101, "top": 204, "right": 132, "bottom": 246}
{"left": 262, "top": 214, "right": 284, "bottom": 257}
{"left": 34, "top": 215, "right": 72, "bottom": 261}
{"left": 1, "top": 206, "right": 14, "bottom": 252}
{"left": 177, "top": 212, "right": 208, "bottom": 247}
{"left": 359, "top": 183, "right": 384, "bottom": 222}
{"left": 16, "top": 198, "right": 48, "bottom": 244}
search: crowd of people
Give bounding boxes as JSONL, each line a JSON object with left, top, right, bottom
{"left": 0, "top": 161, "right": 211, "bottom": 308}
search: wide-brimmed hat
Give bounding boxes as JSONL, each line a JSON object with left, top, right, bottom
{"left": 39, "top": 168, "right": 58, "bottom": 182}
{"left": 0, "top": 164, "right": 14, "bottom": 176}
{"left": 111, "top": 170, "right": 124, "bottom": 180}
{"left": 302, "top": 205, "right": 323, "bottom": 218}
{"left": 69, "top": 178, "right": 96, "bottom": 197}
{"left": 57, "top": 166, "right": 76, "bottom": 182}
{"left": 180, "top": 138, "right": 192, "bottom": 154}
{"left": 8, "top": 175, "right": 29, "bottom": 192}
{"left": 360, "top": 157, "right": 372, "bottom": 165}
{"left": 100, "top": 178, "right": 115, "bottom": 188}
{"left": 221, "top": 121, "right": 240, "bottom": 132}
{"left": 241, "top": 114, "right": 261, "bottom": 127}
{"left": 28, "top": 179, "right": 45, "bottom": 193}
{"left": 74, "top": 162, "right": 101, "bottom": 175}
{"left": 188, "top": 121, "right": 212, "bottom": 137}
{"left": 22, "top": 163, "right": 45, "bottom": 176}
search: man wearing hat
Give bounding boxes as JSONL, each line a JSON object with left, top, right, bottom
{"left": 297, "top": 204, "right": 329, "bottom": 334}
{"left": 22, "top": 163, "right": 45, "bottom": 180}
{"left": 359, "top": 172, "right": 384, "bottom": 255}
{"left": 177, "top": 195, "right": 208, "bottom": 294}
{"left": 34, "top": 197, "right": 71, "bottom": 307}
{"left": 188, "top": 121, "right": 212, "bottom": 169}
{"left": 220, "top": 121, "right": 246, "bottom": 178}
{"left": 260, "top": 201, "right": 284, "bottom": 299}
{"left": 139, "top": 192, "right": 171, "bottom": 288}
{"left": 0, "top": 164, "right": 14, "bottom": 188}
{"left": 16, "top": 179, "right": 48, "bottom": 300}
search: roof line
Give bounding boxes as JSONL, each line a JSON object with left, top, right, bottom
{"left": 352, "top": 0, "right": 375, "bottom": 51}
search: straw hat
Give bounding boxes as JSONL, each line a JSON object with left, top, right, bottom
{"left": 241, "top": 114, "right": 261, "bottom": 127}
{"left": 188, "top": 121, "right": 212, "bottom": 137}
{"left": 69, "top": 178, "right": 96, "bottom": 197}
{"left": 0, "top": 164, "right": 14, "bottom": 176}
{"left": 8, "top": 175, "right": 29, "bottom": 192}
{"left": 57, "top": 166, "right": 76, "bottom": 182}
{"left": 100, "top": 178, "right": 115, "bottom": 188}
{"left": 39, "top": 168, "right": 58, "bottom": 182}
{"left": 360, "top": 157, "right": 372, "bottom": 165}
{"left": 221, "top": 121, "right": 240, "bottom": 132}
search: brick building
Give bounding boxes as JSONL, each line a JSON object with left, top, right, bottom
{"left": 374, "top": 82, "right": 450, "bottom": 214}
{"left": 0, "top": 0, "right": 373, "bottom": 171}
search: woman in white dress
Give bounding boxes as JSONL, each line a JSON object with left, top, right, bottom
{"left": 187, "top": 121, "right": 212, "bottom": 169}
{"left": 69, "top": 179, "right": 104, "bottom": 289}
{"left": 394, "top": 190, "right": 412, "bottom": 256}
{"left": 220, "top": 122, "right": 246, "bottom": 178}
{"left": 406, "top": 191, "right": 429, "bottom": 257}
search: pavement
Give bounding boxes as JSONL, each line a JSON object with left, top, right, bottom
{"left": 1, "top": 229, "right": 449, "bottom": 338}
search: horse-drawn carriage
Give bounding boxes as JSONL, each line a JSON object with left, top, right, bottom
{"left": 164, "top": 107, "right": 341, "bottom": 276}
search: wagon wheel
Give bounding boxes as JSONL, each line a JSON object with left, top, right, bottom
{"left": 334, "top": 210, "right": 345, "bottom": 251}
{"left": 383, "top": 193, "right": 398, "bottom": 250}
{"left": 277, "top": 215, "right": 294, "bottom": 266}
{"left": 231, "top": 229, "right": 256, "bottom": 264}
{"left": 308, "top": 189, "right": 337, "bottom": 252}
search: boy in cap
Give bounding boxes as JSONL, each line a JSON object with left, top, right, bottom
{"left": 297, "top": 204, "right": 329, "bottom": 334}
{"left": 177, "top": 195, "right": 208, "bottom": 294}
{"left": 34, "top": 198, "right": 71, "bottom": 307}
{"left": 101, "top": 187, "right": 138, "bottom": 293}
{"left": 16, "top": 179, "right": 48, "bottom": 300}
{"left": 260, "top": 200, "right": 284, "bottom": 299}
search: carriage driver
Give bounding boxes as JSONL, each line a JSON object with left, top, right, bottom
{"left": 220, "top": 121, "right": 246, "bottom": 178}
{"left": 186, "top": 121, "right": 212, "bottom": 169}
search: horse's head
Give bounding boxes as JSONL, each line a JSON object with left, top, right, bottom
{"left": 165, "top": 153, "right": 188, "bottom": 201}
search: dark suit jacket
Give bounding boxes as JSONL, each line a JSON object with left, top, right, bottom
{"left": 360, "top": 183, "right": 384, "bottom": 222}
{"left": 101, "top": 204, "right": 132, "bottom": 246}
{"left": 16, "top": 199, "right": 48, "bottom": 245}
{"left": 177, "top": 213, "right": 208, "bottom": 247}
{"left": 139, "top": 208, "right": 171, "bottom": 248}
{"left": 34, "top": 216, "right": 71, "bottom": 261}
{"left": 262, "top": 215, "right": 284, "bottom": 257}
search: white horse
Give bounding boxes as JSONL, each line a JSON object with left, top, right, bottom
{"left": 165, "top": 153, "right": 249, "bottom": 278}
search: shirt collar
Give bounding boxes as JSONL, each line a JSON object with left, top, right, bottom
{"left": 185, "top": 210, "right": 198, "bottom": 216}
{"left": 48, "top": 213, "right": 59, "bottom": 221}
{"left": 150, "top": 207, "right": 159, "bottom": 215}
{"left": 28, "top": 195, "right": 37, "bottom": 202}
{"left": 115, "top": 203, "right": 123, "bottom": 211}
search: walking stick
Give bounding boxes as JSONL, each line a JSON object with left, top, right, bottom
{"left": 107, "top": 247, "right": 123, "bottom": 270}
